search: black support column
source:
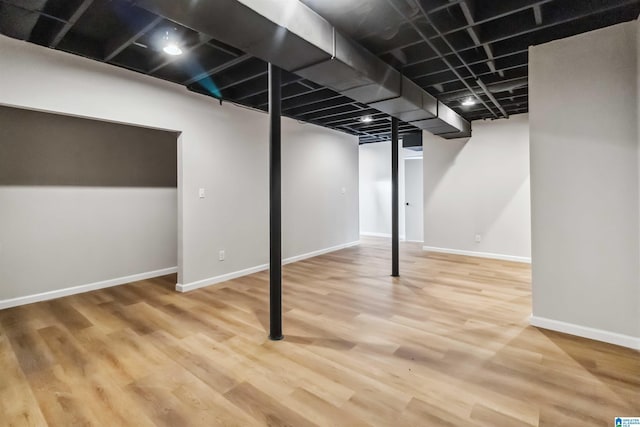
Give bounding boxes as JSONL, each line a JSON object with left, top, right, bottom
{"left": 269, "top": 63, "right": 284, "bottom": 340}
{"left": 391, "top": 117, "right": 400, "bottom": 277}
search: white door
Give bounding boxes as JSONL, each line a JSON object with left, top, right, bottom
{"left": 404, "top": 158, "right": 423, "bottom": 242}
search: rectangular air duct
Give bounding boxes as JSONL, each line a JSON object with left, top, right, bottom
{"left": 135, "top": 0, "right": 470, "bottom": 138}
{"left": 402, "top": 132, "right": 422, "bottom": 151}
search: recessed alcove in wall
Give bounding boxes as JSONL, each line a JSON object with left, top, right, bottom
{"left": 0, "top": 105, "right": 178, "bottom": 187}
{"left": 0, "top": 105, "right": 179, "bottom": 302}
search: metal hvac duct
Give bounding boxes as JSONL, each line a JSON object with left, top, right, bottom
{"left": 412, "top": 102, "right": 471, "bottom": 139}
{"left": 135, "top": 0, "right": 470, "bottom": 138}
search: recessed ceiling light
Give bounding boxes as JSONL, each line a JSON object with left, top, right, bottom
{"left": 461, "top": 97, "right": 476, "bottom": 106}
{"left": 163, "top": 43, "right": 183, "bottom": 56}
{"left": 360, "top": 116, "right": 373, "bottom": 123}
{"left": 162, "top": 29, "right": 183, "bottom": 56}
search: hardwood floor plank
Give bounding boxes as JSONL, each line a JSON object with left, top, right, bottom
{"left": 0, "top": 333, "right": 47, "bottom": 427}
{"left": 0, "top": 237, "right": 637, "bottom": 426}
{"left": 145, "top": 330, "right": 238, "bottom": 394}
{"left": 224, "top": 382, "right": 318, "bottom": 427}
{"left": 288, "top": 388, "right": 370, "bottom": 427}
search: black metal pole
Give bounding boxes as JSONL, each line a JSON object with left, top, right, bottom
{"left": 391, "top": 117, "right": 399, "bottom": 277}
{"left": 269, "top": 63, "right": 283, "bottom": 340}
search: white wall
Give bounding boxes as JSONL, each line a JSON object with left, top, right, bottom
{"left": 358, "top": 141, "right": 420, "bottom": 238}
{"left": 0, "top": 107, "right": 179, "bottom": 303}
{"left": 0, "top": 188, "right": 177, "bottom": 301}
{"left": 282, "top": 119, "right": 359, "bottom": 258}
{"left": 529, "top": 21, "right": 640, "bottom": 347}
{"left": 0, "top": 35, "right": 359, "bottom": 301}
{"left": 359, "top": 142, "right": 392, "bottom": 236}
{"left": 423, "top": 114, "right": 531, "bottom": 262}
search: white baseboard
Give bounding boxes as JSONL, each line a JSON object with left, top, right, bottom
{"left": 530, "top": 315, "right": 640, "bottom": 350}
{"left": 360, "top": 232, "right": 407, "bottom": 240}
{"left": 361, "top": 231, "right": 391, "bottom": 238}
{"left": 176, "top": 240, "right": 360, "bottom": 293}
{"left": 282, "top": 240, "right": 360, "bottom": 265}
{"left": 0, "top": 267, "right": 178, "bottom": 310}
{"left": 176, "top": 263, "right": 268, "bottom": 292}
{"left": 422, "top": 245, "right": 531, "bottom": 263}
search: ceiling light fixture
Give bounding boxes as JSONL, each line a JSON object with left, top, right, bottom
{"left": 163, "top": 43, "right": 183, "bottom": 56}
{"left": 461, "top": 97, "right": 476, "bottom": 106}
{"left": 360, "top": 116, "right": 373, "bottom": 123}
{"left": 162, "top": 29, "right": 183, "bottom": 56}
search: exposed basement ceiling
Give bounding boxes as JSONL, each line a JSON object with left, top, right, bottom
{"left": 0, "top": 0, "right": 638, "bottom": 143}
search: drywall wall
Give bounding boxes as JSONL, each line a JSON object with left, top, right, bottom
{"left": 422, "top": 114, "right": 531, "bottom": 262}
{"left": 282, "top": 120, "right": 359, "bottom": 258}
{"left": 0, "top": 34, "right": 359, "bottom": 301}
{"left": 358, "top": 141, "right": 420, "bottom": 238}
{"left": 0, "top": 187, "right": 178, "bottom": 301}
{"left": 359, "top": 142, "right": 393, "bottom": 236}
{"left": 529, "top": 21, "right": 640, "bottom": 346}
{"left": 0, "top": 106, "right": 178, "bottom": 301}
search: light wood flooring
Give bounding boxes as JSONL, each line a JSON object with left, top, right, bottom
{"left": 0, "top": 238, "right": 638, "bottom": 426}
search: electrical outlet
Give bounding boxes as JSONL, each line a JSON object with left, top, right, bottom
{"left": 219, "top": 250, "right": 225, "bottom": 261}
{"left": 475, "top": 234, "right": 482, "bottom": 243}
{"left": 199, "top": 188, "right": 205, "bottom": 199}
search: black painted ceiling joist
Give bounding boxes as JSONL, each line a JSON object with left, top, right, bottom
{"left": 1, "top": 0, "right": 638, "bottom": 143}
